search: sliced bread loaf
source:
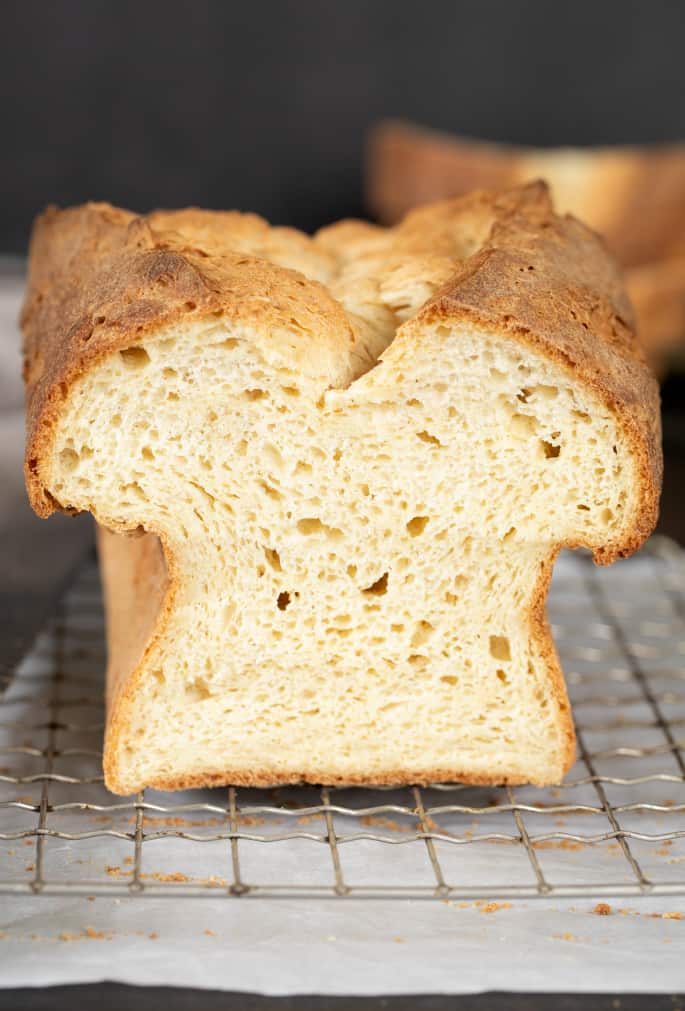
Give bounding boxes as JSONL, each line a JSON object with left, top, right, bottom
{"left": 22, "top": 184, "right": 661, "bottom": 794}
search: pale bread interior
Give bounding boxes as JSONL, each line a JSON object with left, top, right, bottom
{"left": 44, "top": 288, "right": 637, "bottom": 793}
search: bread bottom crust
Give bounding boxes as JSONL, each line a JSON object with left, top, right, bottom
{"left": 108, "top": 764, "right": 569, "bottom": 795}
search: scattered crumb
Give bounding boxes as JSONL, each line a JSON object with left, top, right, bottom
{"left": 86, "top": 897, "right": 96, "bottom": 902}
{"left": 130, "top": 814, "right": 267, "bottom": 828}
{"left": 85, "top": 927, "right": 106, "bottom": 940}
{"left": 23, "top": 839, "right": 33, "bottom": 847}
{"left": 592, "top": 902, "right": 612, "bottom": 916}
{"left": 94, "top": 816, "right": 112, "bottom": 824}
{"left": 552, "top": 933, "right": 576, "bottom": 942}
{"left": 149, "top": 872, "right": 189, "bottom": 883}
{"left": 393, "top": 936, "right": 405, "bottom": 943}
{"left": 663, "top": 938, "right": 672, "bottom": 944}
{"left": 532, "top": 839, "right": 584, "bottom": 851}
{"left": 479, "top": 902, "right": 512, "bottom": 914}
{"left": 24, "top": 864, "right": 34, "bottom": 872}
{"left": 105, "top": 865, "right": 122, "bottom": 877}
{"left": 359, "top": 815, "right": 413, "bottom": 833}
{"left": 59, "top": 932, "right": 78, "bottom": 942}
{"left": 422, "top": 814, "right": 442, "bottom": 833}
{"left": 149, "top": 932, "right": 158, "bottom": 939}
{"left": 204, "top": 929, "right": 216, "bottom": 937}
{"left": 663, "top": 911, "right": 683, "bottom": 920}
{"left": 197, "top": 875, "right": 228, "bottom": 887}
{"left": 123, "top": 856, "right": 134, "bottom": 865}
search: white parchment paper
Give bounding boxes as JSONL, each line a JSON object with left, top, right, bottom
{"left": 1, "top": 272, "right": 684, "bottom": 994}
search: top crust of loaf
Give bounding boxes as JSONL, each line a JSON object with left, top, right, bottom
{"left": 367, "top": 120, "right": 685, "bottom": 267}
{"left": 22, "top": 183, "right": 661, "bottom": 561}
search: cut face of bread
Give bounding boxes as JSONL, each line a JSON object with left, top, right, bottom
{"left": 22, "top": 184, "right": 661, "bottom": 794}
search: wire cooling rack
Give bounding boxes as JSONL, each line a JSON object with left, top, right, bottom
{"left": 1, "top": 539, "right": 685, "bottom": 900}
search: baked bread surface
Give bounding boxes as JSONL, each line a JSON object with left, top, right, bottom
{"left": 22, "top": 184, "right": 661, "bottom": 793}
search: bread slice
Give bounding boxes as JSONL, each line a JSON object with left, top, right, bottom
{"left": 22, "top": 184, "right": 661, "bottom": 795}
{"left": 367, "top": 120, "right": 685, "bottom": 359}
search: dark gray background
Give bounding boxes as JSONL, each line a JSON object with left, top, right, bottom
{"left": 1, "top": 0, "right": 684, "bottom": 252}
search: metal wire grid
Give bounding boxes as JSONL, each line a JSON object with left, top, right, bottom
{"left": 1, "top": 539, "right": 685, "bottom": 899}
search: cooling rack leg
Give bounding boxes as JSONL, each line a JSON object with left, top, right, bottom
{"left": 412, "top": 786, "right": 449, "bottom": 898}
{"left": 227, "top": 786, "right": 247, "bottom": 895}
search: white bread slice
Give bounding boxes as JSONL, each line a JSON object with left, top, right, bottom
{"left": 22, "top": 184, "right": 660, "bottom": 794}
{"left": 367, "top": 120, "right": 685, "bottom": 360}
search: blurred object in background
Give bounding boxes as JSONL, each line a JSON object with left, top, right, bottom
{"left": 367, "top": 121, "right": 685, "bottom": 372}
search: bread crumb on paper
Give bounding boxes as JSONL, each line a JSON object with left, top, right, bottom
{"left": 592, "top": 902, "right": 612, "bottom": 916}
{"left": 479, "top": 902, "right": 512, "bottom": 914}
{"left": 204, "top": 929, "right": 216, "bottom": 937}
{"left": 359, "top": 815, "right": 413, "bottom": 833}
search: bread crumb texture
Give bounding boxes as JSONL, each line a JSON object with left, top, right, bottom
{"left": 21, "top": 183, "right": 661, "bottom": 794}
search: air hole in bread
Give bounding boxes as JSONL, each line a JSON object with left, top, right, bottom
{"left": 119, "top": 347, "right": 150, "bottom": 369}
{"left": 406, "top": 515, "right": 429, "bottom": 537}
{"left": 489, "top": 636, "right": 512, "bottom": 662}
{"left": 277, "top": 591, "right": 291, "bottom": 611}
{"left": 510, "top": 413, "right": 539, "bottom": 437}
{"left": 416, "top": 430, "right": 442, "bottom": 447}
{"left": 259, "top": 481, "right": 282, "bottom": 501}
{"left": 58, "top": 447, "right": 79, "bottom": 472}
{"left": 244, "top": 389, "right": 266, "bottom": 401}
{"left": 263, "top": 546, "right": 281, "bottom": 571}
{"left": 185, "top": 677, "right": 212, "bottom": 701}
{"left": 411, "top": 620, "right": 435, "bottom": 647}
{"left": 540, "top": 440, "right": 561, "bottom": 459}
{"left": 296, "top": 517, "right": 343, "bottom": 540}
{"left": 362, "top": 572, "right": 388, "bottom": 596}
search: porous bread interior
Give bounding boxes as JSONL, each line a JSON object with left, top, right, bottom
{"left": 47, "top": 307, "right": 636, "bottom": 794}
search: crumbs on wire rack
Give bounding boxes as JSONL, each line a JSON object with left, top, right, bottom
{"left": 105, "top": 866, "right": 228, "bottom": 886}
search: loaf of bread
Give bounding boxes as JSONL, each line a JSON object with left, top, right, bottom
{"left": 368, "top": 120, "right": 685, "bottom": 360}
{"left": 22, "top": 184, "right": 661, "bottom": 794}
